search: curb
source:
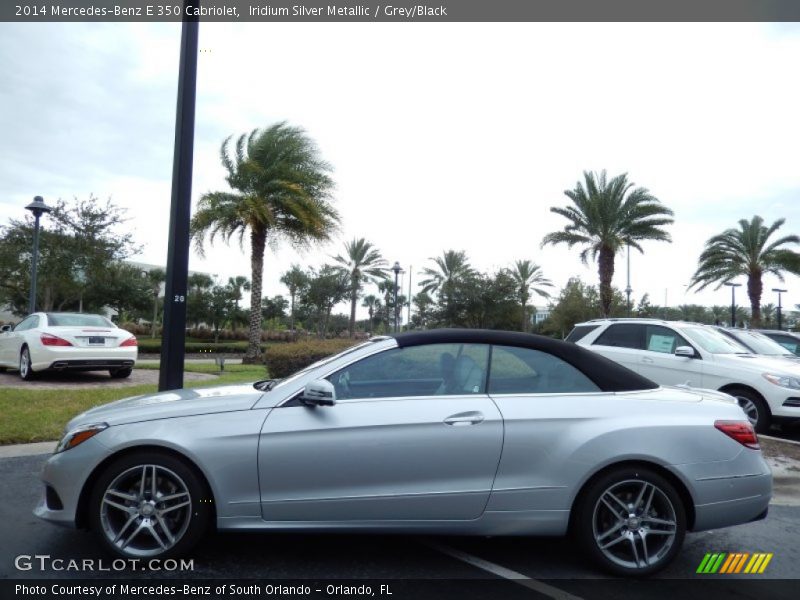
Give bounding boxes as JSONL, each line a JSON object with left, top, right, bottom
{"left": 760, "top": 434, "right": 800, "bottom": 447}
{"left": 0, "top": 441, "right": 57, "bottom": 459}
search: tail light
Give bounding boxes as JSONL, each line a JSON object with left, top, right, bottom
{"left": 120, "top": 336, "right": 138, "bottom": 347}
{"left": 41, "top": 333, "right": 73, "bottom": 347}
{"left": 714, "top": 420, "right": 760, "bottom": 449}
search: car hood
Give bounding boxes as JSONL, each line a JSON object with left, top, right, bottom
{"left": 66, "top": 384, "right": 265, "bottom": 429}
{"left": 715, "top": 353, "right": 800, "bottom": 374}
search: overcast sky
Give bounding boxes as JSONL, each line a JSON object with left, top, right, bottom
{"left": 2, "top": 22, "right": 799, "bottom": 319}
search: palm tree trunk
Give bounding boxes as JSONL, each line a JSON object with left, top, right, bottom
{"left": 520, "top": 291, "right": 529, "bottom": 332}
{"left": 748, "top": 272, "right": 763, "bottom": 327}
{"left": 151, "top": 293, "right": 158, "bottom": 338}
{"left": 289, "top": 292, "right": 296, "bottom": 340}
{"left": 244, "top": 230, "right": 266, "bottom": 364}
{"left": 349, "top": 283, "right": 357, "bottom": 338}
{"left": 598, "top": 246, "right": 615, "bottom": 317}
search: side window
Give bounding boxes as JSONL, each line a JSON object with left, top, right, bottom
{"left": 644, "top": 325, "right": 690, "bottom": 354}
{"left": 327, "top": 343, "right": 490, "bottom": 400}
{"left": 488, "top": 345, "right": 600, "bottom": 394}
{"left": 593, "top": 324, "right": 644, "bottom": 349}
{"left": 565, "top": 325, "right": 599, "bottom": 343}
{"left": 773, "top": 335, "right": 800, "bottom": 356}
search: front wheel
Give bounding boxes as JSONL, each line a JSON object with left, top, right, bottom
{"left": 729, "top": 388, "right": 770, "bottom": 433}
{"left": 575, "top": 466, "right": 686, "bottom": 576}
{"left": 89, "top": 452, "right": 211, "bottom": 559}
{"left": 19, "top": 346, "right": 36, "bottom": 381}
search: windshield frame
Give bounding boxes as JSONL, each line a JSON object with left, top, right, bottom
{"left": 682, "top": 326, "right": 750, "bottom": 354}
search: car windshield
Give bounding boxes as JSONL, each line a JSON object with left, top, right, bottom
{"left": 266, "top": 338, "right": 390, "bottom": 391}
{"left": 46, "top": 313, "right": 115, "bottom": 327}
{"left": 683, "top": 327, "right": 750, "bottom": 354}
{"left": 728, "top": 330, "right": 794, "bottom": 356}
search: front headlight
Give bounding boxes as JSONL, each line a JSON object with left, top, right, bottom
{"left": 55, "top": 423, "right": 108, "bottom": 453}
{"left": 762, "top": 373, "right": 800, "bottom": 390}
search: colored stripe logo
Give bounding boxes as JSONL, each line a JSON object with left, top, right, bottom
{"left": 696, "top": 552, "right": 773, "bottom": 574}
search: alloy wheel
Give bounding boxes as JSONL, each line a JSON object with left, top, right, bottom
{"left": 736, "top": 396, "right": 759, "bottom": 427}
{"left": 19, "top": 349, "right": 30, "bottom": 378}
{"left": 592, "top": 478, "right": 678, "bottom": 570}
{"left": 99, "top": 464, "right": 192, "bottom": 557}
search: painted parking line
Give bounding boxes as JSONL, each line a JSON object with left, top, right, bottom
{"left": 426, "top": 541, "right": 583, "bottom": 600}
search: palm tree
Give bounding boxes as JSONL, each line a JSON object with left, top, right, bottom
{"left": 541, "top": 170, "right": 674, "bottom": 317}
{"left": 191, "top": 123, "right": 339, "bottom": 362}
{"left": 280, "top": 265, "right": 309, "bottom": 339}
{"left": 333, "top": 238, "right": 388, "bottom": 337}
{"left": 688, "top": 216, "right": 800, "bottom": 326}
{"left": 147, "top": 268, "right": 166, "bottom": 338}
{"left": 226, "top": 276, "right": 251, "bottom": 332}
{"left": 419, "top": 250, "right": 474, "bottom": 325}
{"left": 508, "top": 260, "right": 552, "bottom": 332}
{"left": 361, "top": 294, "right": 379, "bottom": 333}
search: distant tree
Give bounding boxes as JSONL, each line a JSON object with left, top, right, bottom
{"left": 689, "top": 216, "right": 800, "bottom": 326}
{"left": 280, "top": 264, "right": 310, "bottom": 337}
{"left": 541, "top": 277, "right": 627, "bottom": 337}
{"left": 206, "top": 285, "right": 234, "bottom": 343}
{"left": 87, "top": 263, "right": 150, "bottom": 323}
{"left": 507, "top": 260, "right": 553, "bottom": 332}
{"left": 361, "top": 294, "right": 379, "bottom": 333}
{"left": 191, "top": 123, "right": 339, "bottom": 363}
{"left": 302, "top": 265, "right": 350, "bottom": 338}
{"left": 411, "top": 291, "right": 434, "bottom": 330}
{"left": 761, "top": 303, "right": 776, "bottom": 328}
{"left": 541, "top": 170, "right": 674, "bottom": 317}
{"left": 333, "top": 238, "right": 387, "bottom": 337}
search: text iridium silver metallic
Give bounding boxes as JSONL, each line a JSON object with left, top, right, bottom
{"left": 34, "top": 329, "right": 771, "bottom": 576}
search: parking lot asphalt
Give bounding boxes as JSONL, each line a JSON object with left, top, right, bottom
{"left": 1, "top": 454, "right": 797, "bottom": 600}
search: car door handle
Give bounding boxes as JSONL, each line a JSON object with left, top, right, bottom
{"left": 444, "top": 411, "right": 484, "bottom": 426}
{"left": 642, "top": 357, "right": 654, "bottom": 363}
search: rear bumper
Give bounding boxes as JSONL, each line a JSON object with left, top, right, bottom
{"left": 47, "top": 358, "right": 134, "bottom": 371}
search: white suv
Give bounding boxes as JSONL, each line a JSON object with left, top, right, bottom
{"left": 568, "top": 318, "right": 800, "bottom": 432}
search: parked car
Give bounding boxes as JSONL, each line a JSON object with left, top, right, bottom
{"left": 0, "top": 312, "right": 137, "bottom": 380}
{"left": 36, "top": 329, "right": 770, "bottom": 576}
{"left": 757, "top": 329, "right": 800, "bottom": 357}
{"left": 568, "top": 318, "right": 800, "bottom": 432}
{"left": 710, "top": 326, "right": 799, "bottom": 361}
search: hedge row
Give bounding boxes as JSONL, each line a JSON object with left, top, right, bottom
{"left": 137, "top": 340, "right": 264, "bottom": 354}
{"left": 264, "top": 339, "right": 360, "bottom": 379}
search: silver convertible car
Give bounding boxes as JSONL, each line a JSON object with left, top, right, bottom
{"left": 35, "top": 329, "right": 771, "bottom": 576}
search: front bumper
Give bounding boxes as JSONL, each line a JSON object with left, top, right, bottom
{"left": 33, "top": 437, "right": 111, "bottom": 528}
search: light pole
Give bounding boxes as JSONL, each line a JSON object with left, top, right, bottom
{"left": 724, "top": 282, "right": 741, "bottom": 327}
{"left": 772, "top": 288, "right": 787, "bottom": 330}
{"left": 25, "top": 196, "right": 52, "bottom": 314}
{"left": 625, "top": 244, "right": 632, "bottom": 315}
{"left": 392, "top": 261, "right": 402, "bottom": 333}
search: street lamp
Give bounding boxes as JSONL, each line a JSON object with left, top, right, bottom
{"left": 25, "top": 196, "right": 52, "bottom": 314}
{"left": 625, "top": 245, "right": 632, "bottom": 315}
{"left": 724, "top": 282, "right": 742, "bottom": 327}
{"left": 772, "top": 288, "right": 788, "bottom": 330}
{"left": 392, "top": 261, "right": 402, "bottom": 333}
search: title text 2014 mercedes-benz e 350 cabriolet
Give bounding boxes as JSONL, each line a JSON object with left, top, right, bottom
{"left": 36, "top": 329, "right": 771, "bottom": 576}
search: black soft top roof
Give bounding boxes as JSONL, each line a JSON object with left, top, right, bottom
{"left": 392, "top": 328, "right": 658, "bottom": 393}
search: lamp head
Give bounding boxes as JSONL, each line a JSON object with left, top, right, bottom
{"left": 25, "top": 196, "right": 52, "bottom": 218}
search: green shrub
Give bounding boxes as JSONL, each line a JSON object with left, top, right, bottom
{"left": 136, "top": 339, "right": 266, "bottom": 354}
{"left": 264, "top": 339, "right": 360, "bottom": 378}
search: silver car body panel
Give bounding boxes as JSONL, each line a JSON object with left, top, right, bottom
{"left": 36, "top": 334, "right": 771, "bottom": 538}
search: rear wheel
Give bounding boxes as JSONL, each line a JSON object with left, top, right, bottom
{"left": 89, "top": 452, "right": 211, "bottom": 559}
{"left": 728, "top": 387, "right": 770, "bottom": 433}
{"left": 575, "top": 466, "right": 686, "bottom": 576}
{"left": 109, "top": 367, "right": 133, "bottom": 379}
{"left": 19, "top": 346, "right": 35, "bottom": 381}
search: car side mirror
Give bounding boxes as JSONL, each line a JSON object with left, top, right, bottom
{"left": 301, "top": 379, "right": 337, "bottom": 407}
{"left": 675, "top": 346, "right": 695, "bottom": 358}
{"left": 0, "top": 325, "right": 11, "bottom": 333}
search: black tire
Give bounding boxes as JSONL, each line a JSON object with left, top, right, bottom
{"left": 88, "top": 451, "right": 212, "bottom": 559}
{"left": 19, "top": 346, "right": 36, "bottom": 381}
{"left": 727, "top": 387, "right": 771, "bottom": 433}
{"left": 574, "top": 466, "right": 686, "bottom": 577}
{"left": 109, "top": 367, "right": 133, "bottom": 379}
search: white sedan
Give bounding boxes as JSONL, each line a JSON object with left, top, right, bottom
{"left": 0, "top": 312, "right": 137, "bottom": 380}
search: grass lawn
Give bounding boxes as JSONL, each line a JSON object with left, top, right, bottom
{"left": 0, "top": 364, "right": 267, "bottom": 446}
